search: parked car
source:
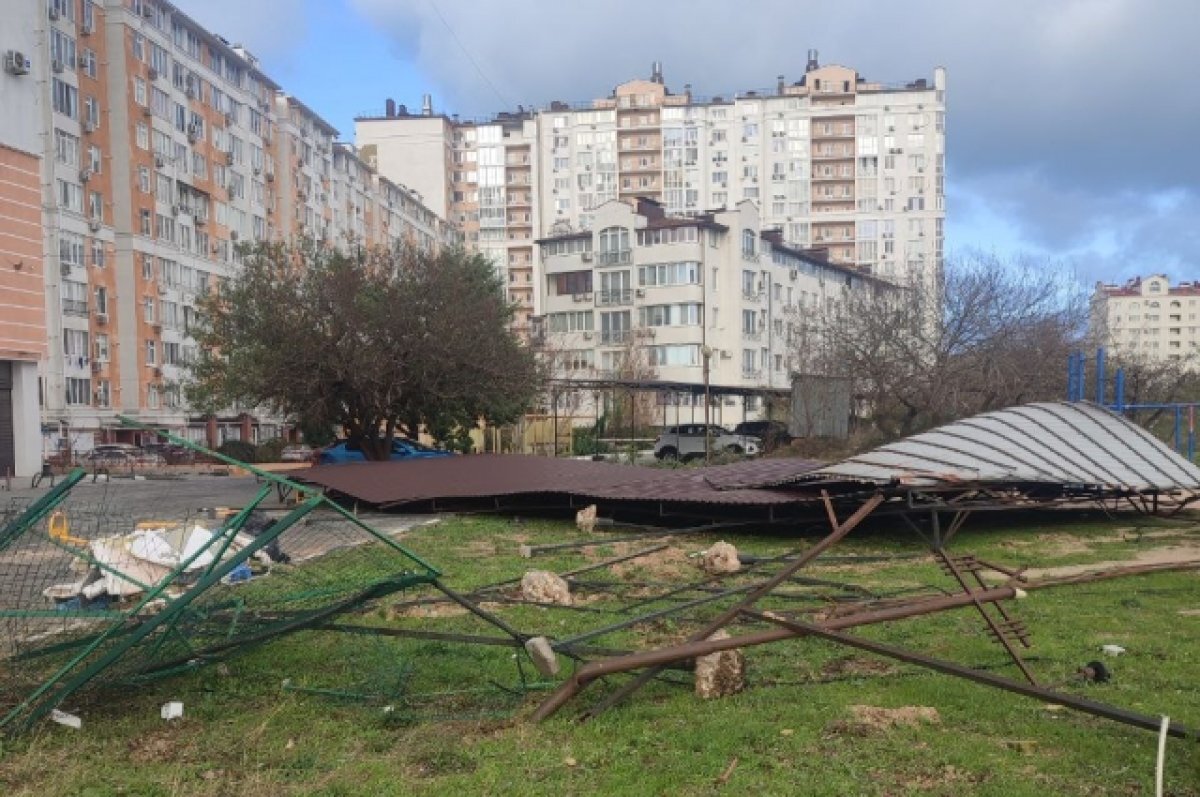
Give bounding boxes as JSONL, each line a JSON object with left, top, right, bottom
{"left": 652, "top": 424, "right": 761, "bottom": 461}
{"left": 83, "top": 445, "right": 166, "bottom": 467}
{"left": 318, "top": 438, "right": 453, "bottom": 465}
{"left": 143, "top": 443, "right": 196, "bottom": 465}
{"left": 280, "top": 444, "right": 316, "bottom": 463}
{"left": 732, "top": 420, "right": 793, "bottom": 451}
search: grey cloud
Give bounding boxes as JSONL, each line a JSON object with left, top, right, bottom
{"left": 172, "top": 0, "right": 309, "bottom": 66}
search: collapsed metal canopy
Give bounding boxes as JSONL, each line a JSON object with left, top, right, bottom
{"left": 789, "top": 401, "right": 1200, "bottom": 492}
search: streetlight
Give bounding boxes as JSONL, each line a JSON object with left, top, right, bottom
{"left": 701, "top": 345, "right": 713, "bottom": 464}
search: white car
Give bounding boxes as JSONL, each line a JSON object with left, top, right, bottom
{"left": 653, "top": 424, "right": 761, "bottom": 461}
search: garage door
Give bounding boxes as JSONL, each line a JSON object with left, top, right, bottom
{"left": 0, "top": 362, "right": 13, "bottom": 477}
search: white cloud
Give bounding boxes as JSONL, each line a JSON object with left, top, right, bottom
{"left": 171, "top": 0, "right": 309, "bottom": 66}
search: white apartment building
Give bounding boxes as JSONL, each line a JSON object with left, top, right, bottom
{"left": 1092, "top": 275, "right": 1200, "bottom": 365}
{"left": 537, "top": 197, "right": 881, "bottom": 419}
{"left": 356, "top": 54, "right": 946, "bottom": 335}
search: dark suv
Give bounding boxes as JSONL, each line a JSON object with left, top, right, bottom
{"left": 732, "top": 420, "right": 793, "bottom": 451}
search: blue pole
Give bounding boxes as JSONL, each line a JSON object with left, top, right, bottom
{"left": 1190, "top": 407, "right": 1196, "bottom": 461}
{"left": 1115, "top": 368, "right": 1125, "bottom": 413}
{"left": 1095, "top": 348, "right": 1106, "bottom": 405}
{"left": 1174, "top": 406, "right": 1182, "bottom": 453}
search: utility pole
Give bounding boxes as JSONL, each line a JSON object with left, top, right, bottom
{"left": 702, "top": 345, "right": 713, "bottom": 464}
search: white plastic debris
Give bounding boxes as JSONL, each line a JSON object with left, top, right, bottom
{"left": 50, "top": 708, "right": 82, "bottom": 729}
{"left": 1101, "top": 644, "right": 1126, "bottom": 656}
{"left": 160, "top": 701, "right": 184, "bottom": 720}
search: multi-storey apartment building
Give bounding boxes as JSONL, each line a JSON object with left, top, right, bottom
{"left": 1, "top": 0, "right": 48, "bottom": 477}
{"left": 356, "top": 54, "right": 945, "bottom": 333}
{"left": 1092, "top": 276, "right": 1200, "bottom": 365}
{"left": 11, "top": 0, "right": 452, "bottom": 457}
{"left": 537, "top": 197, "right": 880, "bottom": 420}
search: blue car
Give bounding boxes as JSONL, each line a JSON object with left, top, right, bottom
{"left": 317, "top": 438, "right": 453, "bottom": 465}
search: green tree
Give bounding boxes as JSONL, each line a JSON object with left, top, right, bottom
{"left": 187, "top": 239, "right": 540, "bottom": 460}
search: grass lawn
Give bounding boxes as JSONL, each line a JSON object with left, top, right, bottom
{"left": 0, "top": 508, "right": 1197, "bottom": 796}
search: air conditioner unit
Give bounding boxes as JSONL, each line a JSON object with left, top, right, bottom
{"left": 154, "top": 155, "right": 165, "bottom": 168}
{"left": 142, "top": 106, "right": 153, "bottom": 118}
{"left": 83, "top": 120, "right": 97, "bottom": 134}
{"left": 91, "top": 361, "right": 102, "bottom": 373}
{"left": 5, "top": 50, "right": 32, "bottom": 76}
{"left": 148, "top": 67, "right": 158, "bottom": 81}
{"left": 580, "top": 251, "right": 593, "bottom": 262}
{"left": 157, "top": 284, "right": 166, "bottom": 295}
{"left": 48, "top": 5, "right": 61, "bottom": 20}
{"left": 171, "top": 204, "right": 181, "bottom": 216}
{"left": 60, "top": 262, "right": 72, "bottom": 276}
{"left": 720, "top": 350, "right": 732, "bottom": 359}
{"left": 265, "top": 172, "right": 274, "bottom": 182}
{"left": 81, "top": 20, "right": 93, "bottom": 35}
{"left": 582, "top": 331, "right": 593, "bottom": 340}
{"left": 635, "top": 289, "right": 645, "bottom": 298}
{"left": 79, "top": 169, "right": 93, "bottom": 183}
{"left": 96, "top": 312, "right": 107, "bottom": 325}
{"left": 253, "top": 166, "right": 261, "bottom": 176}
{"left": 194, "top": 215, "right": 206, "bottom": 226}
{"left": 88, "top": 220, "right": 101, "bottom": 232}
{"left": 225, "top": 152, "right": 235, "bottom": 166}
{"left": 230, "top": 230, "right": 239, "bottom": 241}
{"left": 52, "top": 59, "right": 64, "bottom": 73}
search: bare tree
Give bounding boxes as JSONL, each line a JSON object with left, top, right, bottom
{"left": 790, "top": 253, "right": 1088, "bottom": 441}
{"left": 187, "top": 238, "right": 540, "bottom": 459}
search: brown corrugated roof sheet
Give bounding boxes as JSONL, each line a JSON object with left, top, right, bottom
{"left": 291, "top": 455, "right": 821, "bottom": 509}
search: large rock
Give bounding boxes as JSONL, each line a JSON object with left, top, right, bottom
{"left": 694, "top": 630, "right": 746, "bottom": 699}
{"left": 700, "top": 541, "right": 741, "bottom": 575}
{"left": 520, "top": 570, "right": 572, "bottom": 605}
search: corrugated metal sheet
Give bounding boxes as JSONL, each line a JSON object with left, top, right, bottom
{"left": 791, "top": 401, "right": 1200, "bottom": 491}
{"left": 700, "top": 458, "right": 826, "bottom": 490}
{"left": 292, "top": 454, "right": 805, "bottom": 508}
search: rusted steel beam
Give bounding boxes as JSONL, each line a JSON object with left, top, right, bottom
{"left": 530, "top": 581, "right": 1016, "bottom": 722}
{"left": 1022, "top": 559, "right": 1200, "bottom": 590}
{"left": 754, "top": 615, "right": 1195, "bottom": 740}
{"left": 574, "top": 492, "right": 887, "bottom": 720}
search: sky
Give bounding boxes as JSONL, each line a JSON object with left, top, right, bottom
{"left": 174, "top": 0, "right": 1200, "bottom": 287}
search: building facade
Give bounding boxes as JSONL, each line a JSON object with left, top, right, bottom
{"left": 356, "top": 54, "right": 946, "bottom": 337}
{"left": 11, "top": 0, "right": 452, "bottom": 457}
{"left": 1092, "top": 276, "right": 1200, "bottom": 364}
{"left": 536, "top": 197, "right": 881, "bottom": 421}
{"left": 1, "top": 0, "right": 49, "bottom": 477}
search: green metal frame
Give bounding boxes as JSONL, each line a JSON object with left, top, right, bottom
{"left": 0, "top": 469, "right": 86, "bottom": 555}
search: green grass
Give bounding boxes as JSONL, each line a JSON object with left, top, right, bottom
{"left": 1, "top": 510, "right": 1198, "bottom": 796}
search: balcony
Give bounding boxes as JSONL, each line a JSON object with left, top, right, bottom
{"left": 601, "top": 330, "right": 631, "bottom": 345}
{"left": 811, "top": 150, "right": 854, "bottom": 161}
{"left": 62, "top": 299, "right": 89, "bottom": 317}
{"left": 597, "top": 289, "right": 633, "bottom": 307}
{"left": 742, "top": 329, "right": 763, "bottom": 342}
{"left": 596, "top": 249, "right": 631, "bottom": 266}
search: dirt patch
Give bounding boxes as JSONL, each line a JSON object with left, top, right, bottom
{"left": 610, "top": 546, "right": 693, "bottom": 580}
{"left": 1032, "top": 534, "right": 1094, "bottom": 557}
{"left": 827, "top": 705, "right": 940, "bottom": 736}
{"left": 820, "top": 656, "right": 899, "bottom": 679}
{"left": 128, "top": 725, "right": 188, "bottom": 763}
{"left": 1018, "top": 544, "right": 1200, "bottom": 581}
{"left": 1178, "top": 608, "right": 1200, "bottom": 617}
{"left": 390, "top": 601, "right": 469, "bottom": 619}
{"left": 462, "top": 539, "right": 497, "bottom": 557}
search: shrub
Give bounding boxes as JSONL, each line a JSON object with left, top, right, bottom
{"left": 217, "top": 439, "right": 258, "bottom": 464}
{"left": 256, "top": 438, "right": 286, "bottom": 463}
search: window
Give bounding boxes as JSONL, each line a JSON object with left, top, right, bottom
{"left": 547, "top": 311, "right": 594, "bottom": 333}
{"left": 597, "top": 226, "right": 630, "bottom": 264}
{"left": 554, "top": 271, "right": 593, "bottom": 296}
{"left": 742, "top": 270, "right": 756, "bottom": 296}
{"left": 54, "top": 129, "right": 79, "bottom": 166}
{"left": 63, "top": 328, "right": 88, "bottom": 358}
{"left": 94, "top": 286, "right": 107, "bottom": 315}
{"left": 52, "top": 78, "right": 78, "bottom": 118}
{"left": 61, "top": 279, "right": 88, "bottom": 315}
{"left": 50, "top": 29, "right": 76, "bottom": 70}
{"left": 145, "top": 340, "right": 157, "bottom": 365}
{"left": 94, "top": 334, "right": 109, "bottom": 362}
{"left": 90, "top": 238, "right": 105, "bottom": 267}
{"left": 646, "top": 344, "right": 701, "bottom": 367}
{"left": 66, "top": 378, "right": 91, "bottom": 406}
{"left": 639, "top": 304, "right": 702, "bottom": 327}
{"left": 88, "top": 191, "right": 103, "bottom": 221}
{"left": 638, "top": 261, "right": 701, "bottom": 287}
{"left": 742, "top": 229, "right": 757, "bottom": 258}
{"left": 58, "top": 180, "right": 83, "bottom": 213}
{"left": 81, "top": 48, "right": 96, "bottom": 78}
{"left": 136, "top": 123, "right": 149, "bottom": 150}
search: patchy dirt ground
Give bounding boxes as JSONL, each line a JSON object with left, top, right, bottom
{"left": 827, "top": 704, "right": 941, "bottom": 736}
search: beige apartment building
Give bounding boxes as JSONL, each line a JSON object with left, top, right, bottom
{"left": 1092, "top": 275, "right": 1200, "bottom": 365}
{"left": 11, "top": 0, "right": 453, "bottom": 458}
{"left": 537, "top": 197, "right": 882, "bottom": 422}
{"left": 356, "top": 54, "right": 946, "bottom": 336}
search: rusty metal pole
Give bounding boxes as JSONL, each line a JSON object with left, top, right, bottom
{"left": 531, "top": 582, "right": 1017, "bottom": 722}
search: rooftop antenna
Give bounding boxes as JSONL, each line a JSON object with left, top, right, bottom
{"left": 806, "top": 49, "right": 819, "bottom": 72}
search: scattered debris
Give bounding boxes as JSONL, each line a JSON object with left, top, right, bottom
{"left": 714, "top": 756, "right": 738, "bottom": 786}
{"left": 524, "top": 636, "right": 560, "bottom": 677}
{"left": 1101, "top": 644, "right": 1126, "bottom": 656}
{"left": 1079, "top": 661, "right": 1111, "bottom": 683}
{"left": 1002, "top": 739, "right": 1038, "bottom": 754}
{"left": 49, "top": 708, "right": 82, "bottom": 730}
{"left": 160, "top": 701, "right": 183, "bottom": 721}
{"left": 520, "top": 571, "right": 572, "bottom": 606}
{"left": 700, "top": 541, "right": 741, "bottom": 575}
{"left": 694, "top": 630, "right": 746, "bottom": 699}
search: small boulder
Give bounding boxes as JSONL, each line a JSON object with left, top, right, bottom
{"left": 700, "top": 541, "right": 741, "bottom": 575}
{"left": 576, "top": 504, "right": 598, "bottom": 534}
{"left": 521, "top": 570, "right": 572, "bottom": 605}
{"left": 694, "top": 630, "right": 746, "bottom": 699}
